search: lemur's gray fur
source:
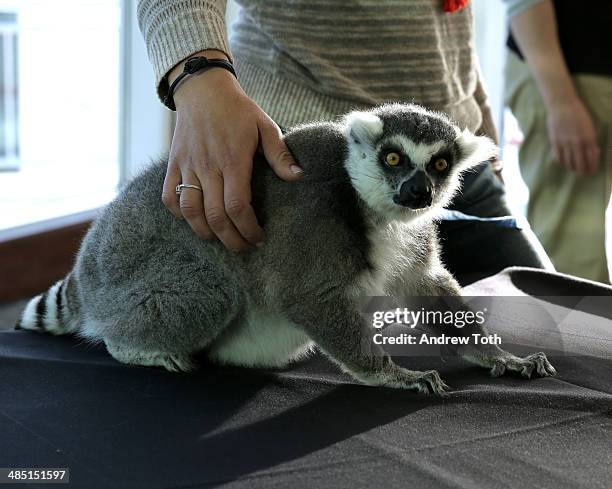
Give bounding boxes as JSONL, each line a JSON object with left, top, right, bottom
{"left": 17, "top": 104, "right": 555, "bottom": 394}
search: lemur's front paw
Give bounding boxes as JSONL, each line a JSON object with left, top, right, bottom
{"left": 488, "top": 351, "right": 556, "bottom": 379}
{"left": 371, "top": 368, "right": 450, "bottom": 395}
{"left": 406, "top": 370, "right": 450, "bottom": 395}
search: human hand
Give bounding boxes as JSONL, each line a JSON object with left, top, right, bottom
{"left": 546, "top": 98, "right": 600, "bottom": 176}
{"left": 164, "top": 51, "right": 304, "bottom": 251}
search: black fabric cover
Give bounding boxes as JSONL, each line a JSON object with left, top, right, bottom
{"left": 1, "top": 268, "right": 611, "bottom": 489}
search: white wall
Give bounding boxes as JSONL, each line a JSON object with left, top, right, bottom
{"left": 227, "top": 0, "right": 239, "bottom": 31}
{"left": 473, "top": 0, "right": 509, "bottom": 139}
{"left": 121, "top": 0, "right": 173, "bottom": 181}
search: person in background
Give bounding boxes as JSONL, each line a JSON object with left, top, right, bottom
{"left": 506, "top": 0, "right": 612, "bottom": 283}
{"left": 137, "top": 0, "right": 551, "bottom": 286}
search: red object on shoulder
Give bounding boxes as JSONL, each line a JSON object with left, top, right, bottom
{"left": 444, "top": 0, "right": 469, "bottom": 13}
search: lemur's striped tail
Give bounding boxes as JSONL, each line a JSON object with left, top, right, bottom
{"left": 15, "top": 275, "right": 79, "bottom": 335}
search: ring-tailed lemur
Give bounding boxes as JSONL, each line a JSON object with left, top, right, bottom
{"left": 17, "top": 103, "right": 555, "bottom": 394}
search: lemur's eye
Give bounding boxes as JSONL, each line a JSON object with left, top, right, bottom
{"left": 385, "top": 152, "right": 401, "bottom": 167}
{"left": 434, "top": 158, "right": 448, "bottom": 172}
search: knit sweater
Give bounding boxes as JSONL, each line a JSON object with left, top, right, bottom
{"left": 137, "top": 1, "right": 530, "bottom": 137}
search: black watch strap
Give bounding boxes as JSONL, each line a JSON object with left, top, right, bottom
{"left": 163, "top": 56, "right": 237, "bottom": 111}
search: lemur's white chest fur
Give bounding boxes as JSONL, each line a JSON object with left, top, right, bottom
{"left": 352, "top": 220, "right": 428, "bottom": 298}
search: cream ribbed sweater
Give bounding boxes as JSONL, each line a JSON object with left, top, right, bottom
{"left": 136, "top": 1, "right": 530, "bottom": 137}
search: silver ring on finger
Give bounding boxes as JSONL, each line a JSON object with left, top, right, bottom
{"left": 176, "top": 183, "right": 203, "bottom": 195}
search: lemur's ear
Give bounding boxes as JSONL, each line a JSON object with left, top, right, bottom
{"left": 454, "top": 128, "right": 498, "bottom": 169}
{"left": 345, "top": 111, "right": 383, "bottom": 146}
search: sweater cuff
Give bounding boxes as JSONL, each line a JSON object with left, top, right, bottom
{"left": 139, "top": 3, "right": 231, "bottom": 103}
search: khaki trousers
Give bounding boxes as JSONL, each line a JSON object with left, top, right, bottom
{"left": 505, "top": 51, "right": 612, "bottom": 283}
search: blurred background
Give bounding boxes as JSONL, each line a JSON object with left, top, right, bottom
{"left": 0, "top": 0, "right": 608, "bottom": 312}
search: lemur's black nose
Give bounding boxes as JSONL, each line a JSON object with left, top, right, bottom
{"left": 394, "top": 171, "right": 433, "bottom": 209}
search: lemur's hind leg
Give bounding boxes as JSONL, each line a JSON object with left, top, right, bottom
{"left": 83, "top": 257, "right": 244, "bottom": 372}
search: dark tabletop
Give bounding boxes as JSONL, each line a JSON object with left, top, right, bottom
{"left": 1, "top": 268, "right": 611, "bottom": 489}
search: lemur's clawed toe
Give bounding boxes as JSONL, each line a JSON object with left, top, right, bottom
{"left": 488, "top": 352, "right": 556, "bottom": 379}
{"left": 372, "top": 367, "right": 450, "bottom": 396}
{"left": 409, "top": 370, "right": 450, "bottom": 396}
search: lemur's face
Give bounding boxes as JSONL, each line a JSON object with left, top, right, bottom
{"left": 343, "top": 104, "right": 497, "bottom": 222}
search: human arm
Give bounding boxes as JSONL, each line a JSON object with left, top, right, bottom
{"left": 137, "top": 1, "right": 303, "bottom": 250}
{"left": 507, "top": 0, "right": 600, "bottom": 175}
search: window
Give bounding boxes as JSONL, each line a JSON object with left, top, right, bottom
{"left": 0, "top": 0, "right": 121, "bottom": 232}
{"left": 0, "top": 10, "right": 18, "bottom": 171}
